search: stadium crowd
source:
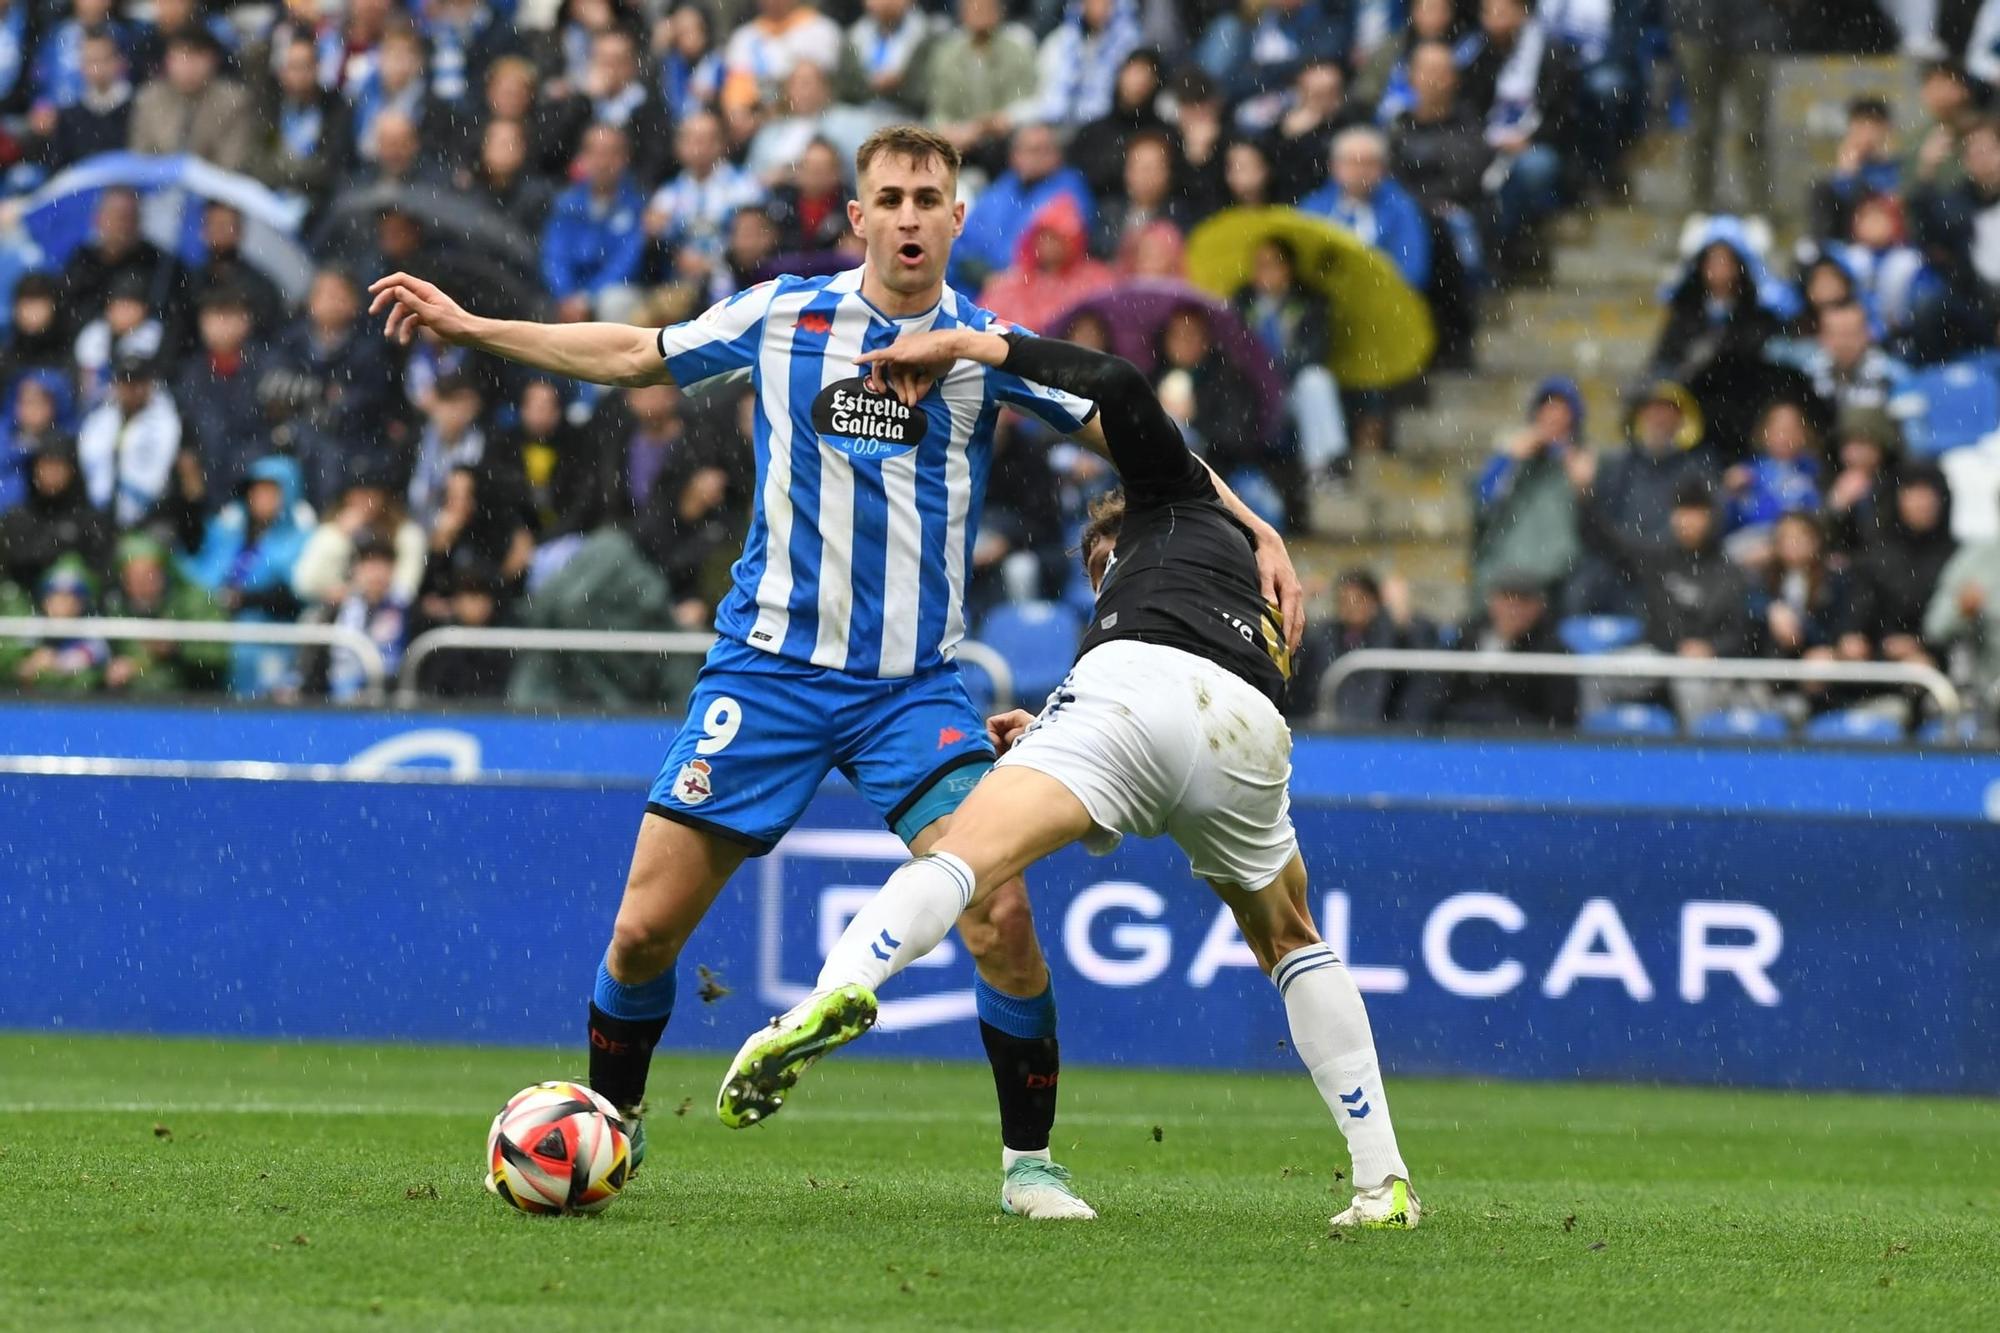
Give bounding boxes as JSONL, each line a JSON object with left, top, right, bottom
{"left": 2, "top": 0, "right": 1998, "bottom": 734}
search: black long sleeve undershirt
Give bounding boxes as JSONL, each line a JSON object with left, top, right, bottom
{"left": 994, "top": 332, "right": 1291, "bottom": 705}
{"left": 996, "top": 335, "right": 1214, "bottom": 510}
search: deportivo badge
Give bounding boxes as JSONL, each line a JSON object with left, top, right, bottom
{"left": 811, "top": 377, "right": 927, "bottom": 459}
{"left": 674, "top": 758, "right": 714, "bottom": 805}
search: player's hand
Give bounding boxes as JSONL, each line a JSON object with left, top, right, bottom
{"left": 854, "top": 331, "right": 960, "bottom": 406}
{"left": 1255, "top": 530, "right": 1305, "bottom": 655}
{"left": 368, "top": 273, "right": 479, "bottom": 347}
{"left": 986, "top": 708, "right": 1036, "bottom": 756}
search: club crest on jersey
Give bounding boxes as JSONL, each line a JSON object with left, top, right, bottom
{"left": 673, "top": 758, "right": 714, "bottom": 805}
{"left": 811, "top": 377, "right": 927, "bottom": 459}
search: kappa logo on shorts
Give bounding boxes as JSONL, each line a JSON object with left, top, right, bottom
{"left": 937, "top": 725, "right": 965, "bottom": 748}
{"left": 673, "top": 758, "right": 715, "bottom": 805}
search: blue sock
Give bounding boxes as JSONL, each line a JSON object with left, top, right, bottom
{"left": 974, "top": 974, "right": 1057, "bottom": 1039}
{"left": 593, "top": 955, "right": 678, "bottom": 1022}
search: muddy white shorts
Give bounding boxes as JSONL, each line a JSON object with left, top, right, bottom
{"left": 994, "top": 638, "right": 1299, "bottom": 890}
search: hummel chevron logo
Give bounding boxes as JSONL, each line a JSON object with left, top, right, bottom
{"left": 869, "top": 928, "right": 903, "bottom": 962}
{"left": 1339, "top": 1086, "right": 1372, "bottom": 1119}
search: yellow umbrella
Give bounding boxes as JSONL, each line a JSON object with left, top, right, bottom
{"left": 1185, "top": 206, "right": 1436, "bottom": 391}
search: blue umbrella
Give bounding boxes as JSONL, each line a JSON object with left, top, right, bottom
{"left": 6, "top": 152, "right": 313, "bottom": 303}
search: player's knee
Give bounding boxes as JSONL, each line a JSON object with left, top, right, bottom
{"left": 607, "top": 911, "right": 686, "bottom": 979}
{"left": 959, "top": 880, "right": 1046, "bottom": 987}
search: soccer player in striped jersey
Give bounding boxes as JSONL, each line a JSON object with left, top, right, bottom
{"left": 717, "top": 328, "right": 1418, "bottom": 1230}
{"left": 370, "top": 124, "right": 1304, "bottom": 1221}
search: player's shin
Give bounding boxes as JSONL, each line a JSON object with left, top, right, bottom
{"left": 813, "top": 851, "right": 976, "bottom": 993}
{"left": 1272, "top": 944, "right": 1410, "bottom": 1191}
{"left": 587, "top": 954, "right": 677, "bottom": 1114}
{"left": 975, "top": 976, "right": 1060, "bottom": 1165}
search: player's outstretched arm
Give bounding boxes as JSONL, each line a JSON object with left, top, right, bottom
{"left": 368, "top": 273, "right": 672, "bottom": 388}
{"left": 1065, "top": 413, "right": 1303, "bottom": 652}
{"left": 860, "top": 329, "right": 1305, "bottom": 650}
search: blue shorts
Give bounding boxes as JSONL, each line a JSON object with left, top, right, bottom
{"left": 646, "top": 636, "right": 995, "bottom": 854}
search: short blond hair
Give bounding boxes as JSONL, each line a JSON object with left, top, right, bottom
{"left": 855, "top": 124, "right": 961, "bottom": 185}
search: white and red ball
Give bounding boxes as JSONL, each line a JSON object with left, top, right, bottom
{"left": 485, "top": 1081, "right": 631, "bottom": 1215}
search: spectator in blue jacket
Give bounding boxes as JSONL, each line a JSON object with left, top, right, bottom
{"left": 1302, "top": 126, "right": 1432, "bottom": 289}
{"left": 187, "top": 454, "right": 314, "bottom": 698}
{"left": 953, "top": 121, "right": 1095, "bottom": 289}
{"left": 542, "top": 123, "right": 649, "bottom": 324}
{"left": 33, "top": 0, "right": 125, "bottom": 110}
{"left": 1722, "top": 399, "right": 1823, "bottom": 565}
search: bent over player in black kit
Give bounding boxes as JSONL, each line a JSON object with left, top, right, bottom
{"left": 717, "top": 328, "right": 1422, "bottom": 1230}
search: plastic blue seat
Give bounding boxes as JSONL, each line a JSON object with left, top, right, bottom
{"left": 972, "top": 600, "right": 1085, "bottom": 706}
{"left": 1803, "top": 709, "right": 1905, "bottom": 744}
{"left": 1917, "top": 715, "right": 1980, "bottom": 745}
{"left": 1579, "top": 703, "right": 1679, "bottom": 737}
{"left": 1060, "top": 567, "right": 1100, "bottom": 622}
{"left": 1891, "top": 355, "right": 2000, "bottom": 456}
{"left": 1691, "top": 707, "right": 1790, "bottom": 740}
{"left": 1559, "top": 615, "right": 1645, "bottom": 656}
{"left": 958, "top": 658, "right": 998, "bottom": 714}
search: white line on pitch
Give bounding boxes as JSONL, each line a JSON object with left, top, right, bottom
{"left": 0, "top": 1100, "right": 1338, "bottom": 1130}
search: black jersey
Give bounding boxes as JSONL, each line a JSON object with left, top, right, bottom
{"left": 998, "top": 334, "right": 1291, "bottom": 708}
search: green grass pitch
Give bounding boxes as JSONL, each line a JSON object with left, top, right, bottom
{"left": 2, "top": 1033, "right": 1996, "bottom": 1331}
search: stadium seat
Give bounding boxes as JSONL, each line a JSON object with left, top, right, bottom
{"left": 1917, "top": 715, "right": 1981, "bottom": 746}
{"left": 1803, "top": 709, "right": 1905, "bottom": 744}
{"left": 974, "top": 601, "right": 1085, "bottom": 705}
{"left": 1690, "top": 707, "right": 1790, "bottom": 740}
{"left": 1579, "top": 703, "right": 1679, "bottom": 737}
{"left": 1891, "top": 355, "right": 2000, "bottom": 456}
{"left": 1558, "top": 615, "right": 1645, "bottom": 655}
{"left": 1060, "top": 567, "right": 1100, "bottom": 622}
{"left": 958, "top": 658, "right": 998, "bottom": 714}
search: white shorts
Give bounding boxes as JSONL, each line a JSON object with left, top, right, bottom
{"left": 994, "top": 639, "right": 1299, "bottom": 890}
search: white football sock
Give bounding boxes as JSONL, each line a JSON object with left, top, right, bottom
{"left": 1272, "top": 942, "right": 1410, "bottom": 1190}
{"left": 815, "top": 852, "right": 976, "bottom": 995}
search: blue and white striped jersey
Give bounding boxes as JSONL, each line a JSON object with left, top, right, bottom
{"left": 656, "top": 265, "right": 1096, "bottom": 678}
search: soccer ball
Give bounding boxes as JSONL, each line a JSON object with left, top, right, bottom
{"left": 485, "top": 1081, "right": 632, "bottom": 1215}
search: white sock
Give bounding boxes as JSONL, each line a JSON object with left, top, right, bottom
{"left": 815, "top": 852, "right": 975, "bottom": 995}
{"left": 1273, "top": 942, "right": 1409, "bottom": 1190}
{"left": 1001, "top": 1146, "right": 1051, "bottom": 1171}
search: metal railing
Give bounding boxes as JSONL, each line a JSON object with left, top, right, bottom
{"left": 394, "top": 626, "right": 1018, "bottom": 709}
{"left": 0, "top": 616, "right": 388, "bottom": 701}
{"left": 0, "top": 616, "right": 1020, "bottom": 712}
{"left": 1322, "top": 649, "right": 1964, "bottom": 721}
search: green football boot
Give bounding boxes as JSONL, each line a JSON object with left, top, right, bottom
{"left": 716, "top": 984, "right": 878, "bottom": 1128}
